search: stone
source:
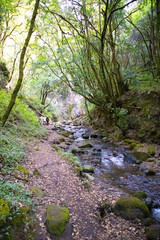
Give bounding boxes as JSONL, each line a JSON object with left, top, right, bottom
{"left": 146, "top": 168, "right": 156, "bottom": 176}
{"left": 30, "top": 186, "right": 45, "bottom": 197}
{"left": 82, "top": 165, "right": 94, "bottom": 173}
{"left": 145, "top": 224, "right": 160, "bottom": 240}
{"left": 113, "top": 197, "right": 150, "bottom": 220}
{"left": 145, "top": 198, "right": 153, "bottom": 209}
{"left": 46, "top": 205, "right": 70, "bottom": 236}
{"left": 78, "top": 143, "right": 93, "bottom": 148}
{"left": 142, "top": 218, "right": 153, "bottom": 226}
{"left": 133, "top": 191, "right": 147, "bottom": 200}
{"left": 0, "top": 199, "right": 10, "bottom": 227}
{"left": 83, "top": 173, "right": 95, "bottom": 181}
{"left": 133, "top": 151, "right": 150, "bottom": 162}
{"left": 82, "top": 133, "right": 90, "bottom": 139}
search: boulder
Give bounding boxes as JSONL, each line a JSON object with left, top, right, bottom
{"left": 30, "top": 186, "right": 45, "bottom": 197}
{"left": 82, "top": 133, "right": 90, "bottom": 139}
{"left": 0, "top": 199, "right": 10, "bottom": 227}
{"left": 78, "top": 143, "right": 93, "bottom": 148}
{"left": 145, "top": 224, "right": 160, "bottom": 240}
{"left": 46, "top": 205, "right": 70, "bottom": 236}
{"left": 133, "top": 151, "right": 150, "bottom": 162}
{"left": 133, "top": 191, "right": 147, "bottom": 200}
{"left": 82, "top": 165, "right": 94, "bottom": 173}
{"left": 83, "top": 173, "right": 95, "bottom": 181}
{"left": 113, "top": 197, "right": 150, "bottom": 220}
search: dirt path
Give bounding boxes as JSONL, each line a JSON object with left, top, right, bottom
{"left": 25, "top": 125, "right": 146, "bottom": 240}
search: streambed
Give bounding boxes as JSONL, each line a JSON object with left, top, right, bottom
{"left": 60, "top": 123, "right": 160, "bottom": 222}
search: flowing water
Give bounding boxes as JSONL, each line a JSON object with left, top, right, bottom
{"left": 60, "top": 123, "right": 160, "bottom": 222}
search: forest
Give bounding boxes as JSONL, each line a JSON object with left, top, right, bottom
{"left": 0, "top": 0, "right": 160, "bottom": 239}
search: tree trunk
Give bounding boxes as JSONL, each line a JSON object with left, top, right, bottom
{"left": 1, "top": 0, "right": 40, "bottom": 126}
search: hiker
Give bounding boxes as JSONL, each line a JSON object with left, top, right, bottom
{"left": 46, "top": 116, "right": 49, "bottom": 125}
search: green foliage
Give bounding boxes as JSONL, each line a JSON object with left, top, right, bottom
{"left": 0, "top": 181, "right": 32, "bottom": 207}
{"left": 59, "top": 151, "right": 80, "bottom": 166}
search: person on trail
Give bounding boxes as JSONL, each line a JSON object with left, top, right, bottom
{"left": 46, "top": 116, "right": 49, "bottom": 125}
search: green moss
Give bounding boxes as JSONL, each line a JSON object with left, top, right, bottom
{"left": 130, "top": 142, "right": 137, "bottom": 150}
{"left": 34, "top": 147, "right": 39, "bottom": 151}
{"left": 133, "top": 191, "right": 147, "bottom": 200}
{"left": 33, "top": 169, "right": 41, "bottom": 176}
{"left": 146, "top": 225, "right": 160, "bottom": 240}
{"left": 74, "top": 167, "right": 82, "bottom": 176}
{"left": 147, "top": 146, "right": 155, "bottom": 156}
{"left": 46, "top": 205, "right": 70, "bottom": 236}
{"left": 124, "top": 139, "right": 135, "bottom": 144}
{"left": 82, "top": 165, "right": 94, "bottom": 173}
{"left": 30, "top": 186, "right": 45, "bottom": 197}
{"left": 0, "top": 199, "right": 10, "bottom": 227}
{"left": 114, "top": 197, "right": 150, "bottom": 220}
{"left": 52, "top": 144, "right": 60, "bottom": 151}
{"left": 16, "top": 165, "right": 30, "bottom": 175}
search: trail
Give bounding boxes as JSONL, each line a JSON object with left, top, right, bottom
{"left": 25, "top": 125, "right": 146, "bottom": 240}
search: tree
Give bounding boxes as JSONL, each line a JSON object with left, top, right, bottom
{"left": 1, "top": 0, "right": 40, "bottom": 126}
{"left": 40, "top": 0, "right": 136, "bottom": 111}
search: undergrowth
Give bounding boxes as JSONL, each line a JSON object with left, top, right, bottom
{"left": 0, "top": 89, "right": 47, "bottom": 234}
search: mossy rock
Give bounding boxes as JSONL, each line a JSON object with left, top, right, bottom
{"left": 30, "top": 186, "right": 45, "bottom": 197}
{"left": 0, "top": 199, "right": 10, "bottom": 227}
{"left": 46, "top": 205, "right": 70, "bottom": 236}
{"left": 78, "top": 143, "right": 93, "bottom": 148}
{"left": 146, "top": 168, "right": 156, "bottom": 176}
{"left": 16, "top": 165, "right": 30, "bottom": 175}
{"left": 74, "top": 167, "right": 82, "bottom": 176}
{"left": 133, "top": 191, "right": 147, "bottom": 200}
{"left": 113, "top": 197, "right": 150, "bottom": 220}
{"left": 130, "top": 142, "right": 137, "bottom": 150}
{"left": 145, "top": 224, "right": 160, "bottom": 240}
{"left": 33, "top": 169, "right": 41, "bottom": 176}
{"left": 133, "top": 151, "right": 150, "bottom": 162}
{"left": 124, "top": 139, "right": 135, "bottom": 144}
{"left": 82, "top": 165, "right": 94, "bottom": 173}
{"left": 82, "top": 133, "right": 90, "bottom": 139}
{"left": 147, "top": 146, "right": 155, "bottom": 156}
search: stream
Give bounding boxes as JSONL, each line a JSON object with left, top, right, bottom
{"left": 59, "top": 123, "right": 160, "bottom": 222}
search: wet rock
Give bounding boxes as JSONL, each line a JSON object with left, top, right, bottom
{"left": 0, "top": 199, "right": 10, "bottom": 227}
{"left": 71, "top": 148, "right": 84, "bottom": 154}
{"left": 146, "top": 168, "right": 156, "bottom": 176}
{"left": 30, "top": 186, "right": 45, "bottom": 197}
{"left": 145, "top": 198, "right": 153, "bottom": 209}
{"left": 152, "top": 208, "right": 160, "bottom": 223}
{"left": 123, "top": 153, "right": 137, "bottom": 164}
{"left": 46, "top": 205, "right": 70, "bottom": 236}
{"left": 145, "top": 224, "right": 160, "bottom": 240}
{"left": 91, "top": 133, "right": 98, "bottom": 138}
{"left": 78, "top": 143, "right": 93, "bottom": 148}
{"left": 113, "top": 197, "right": 150, "bottom": 220}
{"left": 133, "top": 191, "right": 147, "bottom": 200}
{"left": 82, "top": 165, "right": 94, "bottom": 173}
{"left": 82, "top": 133, "right": 90, "bottom": 139}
